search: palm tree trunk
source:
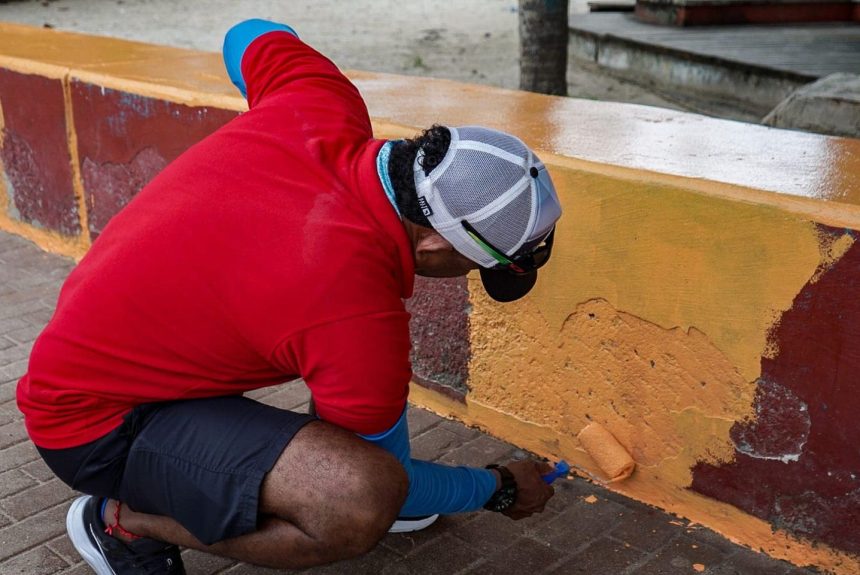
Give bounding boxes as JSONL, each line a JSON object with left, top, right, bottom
{"left": 519, "top": 0, "right": 569, "bottom": 96}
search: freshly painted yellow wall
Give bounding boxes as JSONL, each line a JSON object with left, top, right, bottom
{"left": 409, "top": 165, "right": 859, "bottom": 573}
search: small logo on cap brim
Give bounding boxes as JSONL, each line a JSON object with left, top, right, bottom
{"left": 417, "top": 196, "right": 434, "bottom": 217}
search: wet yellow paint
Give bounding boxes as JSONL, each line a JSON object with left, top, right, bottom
{"left": 409, "top": 166, "right": 858, "bottom": 571}
{"left": 457, "top": 168, "right": 853, "bottom": 569}
{"left": 0, "top": 22, "right": 243, "bottom": 109}
{"left": 353, "top": 71, "right": 860, "bottom": 206}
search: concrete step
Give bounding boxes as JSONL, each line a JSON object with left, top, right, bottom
{"left": 568, "top": 13, "right": 860, "bottom": 120}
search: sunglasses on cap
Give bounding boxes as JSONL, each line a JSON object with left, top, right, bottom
{"left": 461, "top": 220, "right": 555, "bottom": 275}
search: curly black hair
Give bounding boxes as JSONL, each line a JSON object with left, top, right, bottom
{"left": 387, "top": 125, "right": 451, "bottom": 228}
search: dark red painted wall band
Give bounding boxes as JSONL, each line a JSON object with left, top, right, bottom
{"left": 406, "top": 275, "right": 470, "bottom": 400}
{"left": 0, "top": 69, "right": 79, "bottom": 235}
{"left": 70, "top": 81, "right": 238, "bottom": 238}
{"left": 635, "top": 3, "right": 856, "bottom": 26}
{"left": 692, "top": 225, "right": 860, "bottom": 555}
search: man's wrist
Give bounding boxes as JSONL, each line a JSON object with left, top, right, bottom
{"left": 483, "top": 465, "right": 518, "bottom": 513}
{"left": 490, "top": 468, "right": 502, "bottom": 490}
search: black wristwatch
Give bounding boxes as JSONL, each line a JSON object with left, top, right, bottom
{"left": 483, "top": 465, "right": 518, "bottom": 512}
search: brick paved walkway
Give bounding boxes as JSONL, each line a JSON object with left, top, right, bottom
{"left": 0, "top": 229, "right": 818, "bottom": 575}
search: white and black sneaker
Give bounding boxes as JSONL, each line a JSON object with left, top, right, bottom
{"left": 388, "top": 514, "right": 439, "bottom": 533}
{"left": 66, "top": 496, "right": 185, "bottom": 574}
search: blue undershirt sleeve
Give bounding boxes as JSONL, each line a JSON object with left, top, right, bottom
{"left": 222, "top": 19, "right": 298, "bottom": 98}
{"left": 360, "top": 409, "right": 498, "bottom": 516}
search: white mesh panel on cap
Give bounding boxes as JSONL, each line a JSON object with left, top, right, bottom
{"left": 471, "top": 184, "right": 534, "bottom": 255}
{"left": 434, "top": 149, "right": 524, "bottom": 218}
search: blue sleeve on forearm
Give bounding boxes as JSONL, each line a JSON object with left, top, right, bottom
{"left": 222, "top": 19, "right": 298, "bottom": 98}
{"left": 360, "top": 409, "right": 497, "bottom": 516}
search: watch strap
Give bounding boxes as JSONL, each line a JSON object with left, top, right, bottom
{"left": 483, "top": 465, "right": 518, "bottom": 512}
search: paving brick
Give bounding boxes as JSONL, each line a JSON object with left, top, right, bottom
{"left": 406, "top": 405, "right": 443, "bottom": 435}
{"left": 545, "top": 476, "right": 602, "bottom": 513}
{"left": 1, "top": 478, "right": 77, "bottom": 520}
{"left": 0, "top": 400, "right": 23, "bottom": 427}
{"left": 633, "top": 533, "right": 728, "bottom": 575}
{"left": 179, "top": 548, "right": 237, "bottom": 574}
{"left": 472, "top": 536, "right": 564, "bottom": 575}
{"left": 21, "top": 458, "right": 57, "bottom": 483}
{"left": 310, "top": 544, "right": 404, "bottom": 575}
{"left": 257, "top": 381, "right": 310, "bottom": 411}
{"left": 22, "top": 308, "right": 56, "bottom": 326}
{"left": 410, "top": 426, "right": 463, "bottom": 461}
{"left": 0, "top": 336, "right": 15, "bottom": 352}
{"left": 0, "top": 418, "right": 29, "bottom": 449}
{"left": 682, "top": 527, "right": 743, "bottom": 558}
{"left": 437, "top": 418, "right": 481, "bottom": 440}
{"left": 0, "top": 287, "right": 50, "bottom": 307}
{"left": 0, "top": 468, "right": 38, "bottom": 498}
{"left": 0, "top": 316, "right": 31, "bottom": 337}
{"left": 532, "top": 495, "right": 627, "bottom": 549}
{"left": 0, "top": 503, "right": 69, "bottom": 561}
{"left": 243, "top": 386, "right": 280, "bottom": 401}
{"left": 221, "top": 562, "right": 295, "bottom": 574}
{"left": 708, "top": 547, "right": 796, "bottom": 575}
{"left": 0, "top": 360, "right": 28, "bottom": 386}
{"left": 0, "top": 341, "right": 33, "bottom": 365}
{"left": 382, "top": 534, "right": 479, "bottom": 575}
{"left": 0, "top": 439, "right": 41, "bottom": 470}
{"left": 381, "top": 521, "right": 446, "bottom": 557}
{"left": 609, "top": 505, "right": 685, "bottom": 553}
{"left": 46, "top": 534, "right": 84, "bottom": 566}
{"left": 549, "top": 536, "right": 647, "bottom": 574}
{"left": 5, "top": 323, "right": 45, "bottom": 344}
{"left": 0, "top": 297, "right": 48, "bottom": 321}
{"left": 54, "top": 564, "right": 92, "bottom": 575}
{"left": 0, "top": 544, "right": 70, "bottom": 575}
{"left": 452, "top": 509, "right": 530, "bottom": 556}
{"left": 437, "top": 434, "right": 516, "bottom": 467}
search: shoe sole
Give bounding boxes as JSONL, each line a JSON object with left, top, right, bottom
{"left": 388, "top": 514, "right": 439, "bottom": 533}
{"left": 66, "top": 496, "right": 116, "bottom": 575}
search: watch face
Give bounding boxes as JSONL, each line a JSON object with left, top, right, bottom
{"left": 495, "top": 487, "right": 517, "bottom": 511}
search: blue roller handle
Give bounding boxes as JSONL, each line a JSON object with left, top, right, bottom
{"left": 541, "top": 460, "right": 570, "bottom": 484}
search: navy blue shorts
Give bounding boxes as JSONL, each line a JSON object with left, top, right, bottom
{"left": 37, "top": 395, "right": 315, "bottom": 545}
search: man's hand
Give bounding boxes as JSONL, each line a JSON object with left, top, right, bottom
{"left": 503, "top": 459, "right": 555, "bottom": 519}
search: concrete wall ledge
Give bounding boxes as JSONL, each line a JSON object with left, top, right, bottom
{"left": 2, "top": 22, "right": 860, "bottom": 574}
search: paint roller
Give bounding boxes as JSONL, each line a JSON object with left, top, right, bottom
{"left": 577, "top": 422, "right": 636, "bottom": 483}
{"left": 541, "top": 422, "right": 636, "bottom": 485}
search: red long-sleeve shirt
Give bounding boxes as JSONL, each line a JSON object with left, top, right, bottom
{"left": 18, "top": 30, "right": 415, "bottom": 449}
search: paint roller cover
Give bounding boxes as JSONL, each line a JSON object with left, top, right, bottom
{"left": 578, "top": 422, "right": 636, "bottom": 482}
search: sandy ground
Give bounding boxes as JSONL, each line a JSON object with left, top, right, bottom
{"left": 0, "top": 0, "right": 686, "bottom": 112}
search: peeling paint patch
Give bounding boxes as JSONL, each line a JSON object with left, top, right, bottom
{"left": 731, "top": 378, "right": 810, "bottom": 463}
{"left": 692, "top": 226, "right": 860, "bottom": 555}
{"left": 70, "top": 81, "right": 238, "bottom": 238}
{"left": 0, "top": 69, "right": 79, "bottom": 235}
{"left": 81, "top": 147, "right": 167, "bottom": 238}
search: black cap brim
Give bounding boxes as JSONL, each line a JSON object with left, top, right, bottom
{"left": 480, "top": 268, "right": 538, "bottom": 303}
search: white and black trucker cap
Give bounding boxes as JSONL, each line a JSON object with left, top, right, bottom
{"left": 413, "top": 126, "right": 562, "bottom": 302}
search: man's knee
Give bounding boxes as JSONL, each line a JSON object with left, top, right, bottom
{"left": 324, "top": 448, "right": 408, "bottom": 557}
{"left": 260, "top": 421, "right": 408, "bottom": 559}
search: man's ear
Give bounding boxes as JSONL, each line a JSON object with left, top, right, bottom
{"left": 415, "top": 230, "right": 454, "bottom": 255}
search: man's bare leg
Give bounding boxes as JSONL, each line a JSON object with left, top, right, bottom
{"left": 103, "top": 420, "right": 408, "bottom": 569}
